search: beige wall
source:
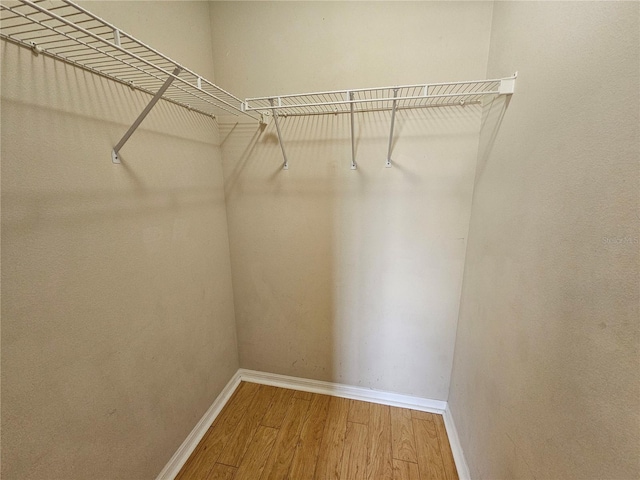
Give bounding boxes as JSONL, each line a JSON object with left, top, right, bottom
{"left": 448, "top": 2, "right": 640, "bottom": 479}
{"left": 212, "top": 1, "right": 493, "bottom": 400}
{"left": 1, "top": 2, "right": 238, "bottom": 479}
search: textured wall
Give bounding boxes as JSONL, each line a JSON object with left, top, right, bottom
{"left": 448, "top": 2, "right": 640, "bottom": 479}
{"left": 211, "top": 1, "right": 493, "bottom": 400}
{"left": 1, "top": 2, "right": 238, "bottom": 478}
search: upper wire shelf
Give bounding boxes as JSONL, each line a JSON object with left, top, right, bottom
{"left": 244, "top": 75, "right": 516, "bottom": 170}
{"left": 1, "top": 0, "right": 516, "bottom": 169}
{"left": 0, "top": 0, "right": 259, "bottom": 122}
{"left": 243, "top": 76, "right": 517, "bottom": 117}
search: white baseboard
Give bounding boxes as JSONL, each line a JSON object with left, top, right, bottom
{"left": 155, "top": 371, "right": 242, "bottom": 480}
{"left": 238, "top": 368, "right": 447, "bottom": 414}
{"left": 157, "top": 368, "right": 470, "bottom": 480}
{"left": 443, "top": 405, "right": 471, "bottom": 480}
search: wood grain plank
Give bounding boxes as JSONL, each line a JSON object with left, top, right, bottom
{"left": 392, "top": 459, "right": 420, "bottom": 480}
{"left": 367, "top": 403, "right": 393, "bottom": 480}
{"left": 218, "top": 385, "right": 277, "bottom": 467}
{"left": 261, "top": 388, "right": 295, "bottom": 428}
{"left": 235, "top": 425, "right": 279, "bottom": 480}
{"left": 340, "top": 422, "right": 369, "bottom": 480}
{"left": 347, "top": 399, "right": 370, "bottom": 425}
{"left": 412, "top": 417, "right": 446, "bottom": 480}
{"left": 433, "top": 414, "right": 459, "bottom": 480}
{"left": 410, "top": 410, "right": 436, "bottom": 422}
{"left": 314, "top": 396, "right": 350, "bottom": 480}
{"left": 289, "top": 394, "right": 331, "bottom": 479}
{"left": 260, "top": 397, "right": 310, "bottom": 480}
{"left": 206, "top": 463, "right": 237, "bottom": 480}
{"left": 293, "top": 390, "right": 313, "bottom": 400}
{"left": 176, "top": 382, "right": 260, "bottom": 480}
{"left": 390, "top": 406, "right": 417, "bottom": 463}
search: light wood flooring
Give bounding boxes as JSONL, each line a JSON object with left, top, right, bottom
{"left": 176, "top": 381, "right": 458, "bottom": 480}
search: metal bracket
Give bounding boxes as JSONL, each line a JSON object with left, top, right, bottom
{"left": 386, "top": 88, "right": 399, "bottom": 168}
{"left": 499, "top": 72, "right": 518, "bottom": 95}
{"left": 349, "top": 91, "right": 357, "bottom": 170}
{"left": 112, "top": 28, "right": 120, "bottom": 46}
{"left": 269, "top": 99, "right": 289, "bottom": 170}
{"left": 112, "top": 66, "right": 182, "bottom": 163}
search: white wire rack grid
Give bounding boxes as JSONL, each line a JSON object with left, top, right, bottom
{"left": 244, "top": 76, "right": 516, "bottom": 117}
{"left": 0, "top": 0, "right": 260, "bottom": 121}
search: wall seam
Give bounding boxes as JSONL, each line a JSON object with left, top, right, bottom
{"left": 445, "top": 0, "right": 496, "bottom": 404}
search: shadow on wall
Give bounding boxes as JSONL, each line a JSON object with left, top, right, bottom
{"left": 219, "top": 97, "right": 511, "bottom": 399}
{"left": 2, "top": 41, "right": 217, "bottom": 142}
{"left": 2, "top": 42, "right": 225, "bottom": 234}
{"left": 2, "top": 42, "right": 237, "bottom": 480}
{"left": 474, "top": 94, "right": 512, "bottom": 183}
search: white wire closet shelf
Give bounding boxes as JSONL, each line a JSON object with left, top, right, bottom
{"left": 1, "top": 0, "right": 517, "bottom": 169}
{"left": 244, "top": 75, "right": 517, "bottom": 170}
{"left": 0, "top": 0, "right": 260, "bottom": 163}
{"left": 243, "top": 76, "right": 517, "bottom": 117}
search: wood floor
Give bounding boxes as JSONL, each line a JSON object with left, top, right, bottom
{"left": 176, "top": 381, "right": 458, "bottom": 480}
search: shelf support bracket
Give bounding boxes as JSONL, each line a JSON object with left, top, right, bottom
{"left": 499, "top": 72, "right": 517, "bottom": 95}
{"left": 269, "top": 98, "right": 289, "bottom": 170}
{"left": 112, "top": 66, "right": 182, "bottom": 164}
{"left": 349, "top": 92, "right": 357, "bottom": 170}
{"left": 386, "top": 88, "right": 399, "bottom": 168}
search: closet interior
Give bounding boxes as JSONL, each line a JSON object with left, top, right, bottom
{"left": 1, "top": 1, "right": 638, "bottom": 479}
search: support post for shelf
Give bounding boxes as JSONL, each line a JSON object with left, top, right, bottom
{"left": 112, "top": 66, "right": 182, "bottom": 163}
{"left": 386, "top": 88, "right": 399, "bottom": 168}
{"left": 269, "top": 98, "right": 289, "bottom": 170}
{"left": 349, "top": 91, "right": 357, "bottom": 170}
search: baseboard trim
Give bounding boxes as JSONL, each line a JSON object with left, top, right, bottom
{"left": 155, "top": 371, "right": 242, "bottom": 480}
{"left": 238, "top": 368, "right": 447, "bottom": 414}
{"left": 443, "top": 405, "right": 471, "bottom": 480}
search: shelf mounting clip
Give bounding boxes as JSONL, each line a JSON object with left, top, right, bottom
{"left": 112, "top": 66, "right": 182, "bottom": 163}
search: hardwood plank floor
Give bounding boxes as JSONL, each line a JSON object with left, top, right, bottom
{"left": 412, "top": 417, "right": 447, "bottom": 480}
{"left": 177, "top": 382, "right": 458, "bottom": 480}
{"left": 314, "top": 396, "right": 349, "bottom": 480}
{"left": 367, "top": 403, "right": 393, "bottom": 480}
{"left": 262, "top": 397, "right": 310, "bottom": 479}
{"left": 340, "top": 422, "right": 368, "bottom": 480}
{"left": 235, "top": 426, "right": 278, "bottom": 480}
{"left": 390, "top": 407, "right": 418, "bottom": 464}
{"left": 289, "top": 394, "right": 331, "bottom": 479}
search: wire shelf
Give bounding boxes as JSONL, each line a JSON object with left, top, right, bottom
{"left": 1, "top": 0, "right": 516, "bottom": 168}
{"left": 0, "top": 0, "right": 259, "bottom": 121}
{"left": 244, "top": 76, "right": 516, "bottom": 117}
